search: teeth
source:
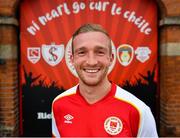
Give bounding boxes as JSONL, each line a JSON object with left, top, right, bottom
{"left": 85, "top": 69, "right": 99, "bottom": 73}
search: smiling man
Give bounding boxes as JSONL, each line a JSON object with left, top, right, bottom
{"left": 52, "top": 23, "right": 158, "bottom": 137}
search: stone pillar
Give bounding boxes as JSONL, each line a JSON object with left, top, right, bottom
{"left": 0, "top": 0, "right": 19, "bottom": 136}
{"left": 159, "top": 0, "right": 180, "bottom": 136}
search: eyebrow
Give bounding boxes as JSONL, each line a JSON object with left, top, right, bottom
{"left": 74, "top": 47, "right": 87, "bottom": 53}
{"left": 95, "top": 46, "right": 108, "bottom": 50}
{"left": 94, "top": 46, "right": 109, "bottom": 53}
{"left": 74, "top": 45, "right": 108, "bottom": 52}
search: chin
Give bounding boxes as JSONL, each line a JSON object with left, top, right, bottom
{"left": 84, "top": 82, "right": 99, "bottom": 86}
{"left": 83, "top": 79, "right": 102, "bottom": 86}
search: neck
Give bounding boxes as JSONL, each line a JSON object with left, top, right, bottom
{"left": 79, "top": 79, "right": 112, "bottom": 104}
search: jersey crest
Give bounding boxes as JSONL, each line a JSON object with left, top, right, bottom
{"left": 104, "top": 116, "right": 123, "bottom": 135}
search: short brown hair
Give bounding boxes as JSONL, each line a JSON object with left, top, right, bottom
{"left": 72, "top": 23, "right": 112, "bottom": 54}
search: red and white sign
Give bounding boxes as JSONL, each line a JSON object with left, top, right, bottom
{"left": 20, "top": 0, "right": 158, "bottom": 136}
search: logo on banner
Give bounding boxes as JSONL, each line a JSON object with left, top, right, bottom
{"left": 117, "top": 44, "right": 134, "bottom": 66}
{"left": 65, "top": 38, "right": 116, "bottom": 78}
{"left": 42, "top": 43, "right": 64, "bottom": 66}
{"left": 104, "top": 116, "right": 123, "bottom": 135}
{"left": 27, "top": 47, "right": 41, "bottom": 64}
{"left": 135, "top": 47, "right": 151, "bottom": 63}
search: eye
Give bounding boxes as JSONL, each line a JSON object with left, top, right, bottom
{"left": 77, "top": 50, "right": 86, "bottom": 56}
{"left": 96, "top": 50, "right": 105, "bottom": 56}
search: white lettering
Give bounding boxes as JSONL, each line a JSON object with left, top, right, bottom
{"left": 26, "top": 2, "right": 152, "bottom": 36}
{"left": 73, "top": 2, "right": 80, "bottom": 13}
{"left": 38, "top": 16, "right": 47, "bottom": 26}
{"left": 32, "top": 21, "right": 40, "bottom": 30}
{"left": 123, "top": 11, "right": 152, "bottom": 35}
{"left": 46, "top": 13, "right": 53, "bottom": 21}
{"left": 72, "top": 2, "right": 85, "bottom": 14}
{"left": 63, "top": 3, "right": 71, "bottom": 15}
{"left": 128, "top": 11, "right": 136, "bottom": 22}
{"left": 124, "top": 11, "right": 130, "bottom": 18}
{"left": 57, "top": 5, "right": 63, "bottom": 15}
{"left": 135, "top": 16, "right": 143, "bottom": 26}
{"left": 38, "top": 3, "right": 70, "bottom": 26}
{"left": 138, "top": 19, "right": 146, "bottom": 28}
{"left": 27, "top": 21, "right": 40, "bottom": 35}
{"left": 51, "top": 9, "right": 59, "bottom": 18}
{"left": 111, "top": 3, "right": 121, "bottom": 15}
{"left": 89, "top": 1, "right": 109, "bottom": 12}
{"left": 27, "top": 26, "right": 36, "bottom": 35}
{"left": 57, "top": 3, "right": 71, "bottom": 15}
{"left": 140, "top": 23, "right": 151, "bottom": 35}
{"left": 37, "top": 112, "right": 52, "bottom": 119}
{"left": 144, "top": 28, "right": 151, "bottom": 35}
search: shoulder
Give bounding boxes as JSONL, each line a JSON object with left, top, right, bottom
{"left": 52, "top": 85, "right": 78, "bottom": 105}
{"left": 114, "top": 85, "right": 149, "bottom": 114}
{"left": 114, "top": 85, "right": 158, "bottom": 136}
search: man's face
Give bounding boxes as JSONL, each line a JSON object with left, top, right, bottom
{"left": 71, "top": 31, "right": 113, "bottom": 86}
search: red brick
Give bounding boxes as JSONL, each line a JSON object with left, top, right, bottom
{"left": 0, "top": 26, "right": 17, "bottom": 45}
{"left": 0, "top": 0, "right": 19, "bottom": 16}
{"left": 160, "top": 55, "right": 180, "bottom": 136}
{"left": 161, "top": 0, "right": 180, "bottom": 16}
{"left": 160, "top": 26, "right": 180, "bottom": 43}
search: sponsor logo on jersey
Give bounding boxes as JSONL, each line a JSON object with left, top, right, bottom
{"left": 65, "top": 38, "right": 117, "bottom": 77}
{"left": 42, "top": 43, "right": 64, "bottom": 66}
{"left": 64, "top": 114, "right": 74, "bottom": 124}
{"left": 117, "top": 44, "right": 134, "bottom": 66}
{"left": 104, "top": 116, "right": 123, "bottom": 135}
{"left": 135, "top": 47, "right": 151, "bottom": 63}
{"left": 27, "top": 47, "right": 40, "bottom": 64}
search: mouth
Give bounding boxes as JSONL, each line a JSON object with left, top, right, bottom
{"left": 83, "top": 69, "right": 100, "bottom": 73}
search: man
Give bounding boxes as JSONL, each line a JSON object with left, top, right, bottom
{"left": 52, "top": 23, "right": 158, "bottom": 137}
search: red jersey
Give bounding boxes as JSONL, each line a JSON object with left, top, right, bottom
{"left": 52, "top": 83, "right": 158, "bottom": 137}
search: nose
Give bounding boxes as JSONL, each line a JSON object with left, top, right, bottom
{"left": 86, "top": 52, "right": 98, "bottom": 65}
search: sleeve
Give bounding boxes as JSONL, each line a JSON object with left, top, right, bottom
{"left": 52, "top": 104, "right": 61, "bottom": 137}
{"left": 137, "top": 106, "right": 158, "bottom": 137}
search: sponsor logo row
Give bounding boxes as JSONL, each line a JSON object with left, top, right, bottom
{"left": 27, "top": 42, "right": 151, "bottom": 67}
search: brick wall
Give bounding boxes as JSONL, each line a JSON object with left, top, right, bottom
{"left": 0, "top": 0, "right": 180, "bottom": 137}
{"left": 0, "top": 0, "right": 19, "bottom": 136}
{"left": 159, "top": 0, "right": 180, "bottom": 136}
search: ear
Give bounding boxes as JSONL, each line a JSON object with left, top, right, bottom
{"left": 109, "top": 53, "right": 114, "bottom": 66}
{"left": 70, "top": 54, "right": 74, "bottom": 66}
